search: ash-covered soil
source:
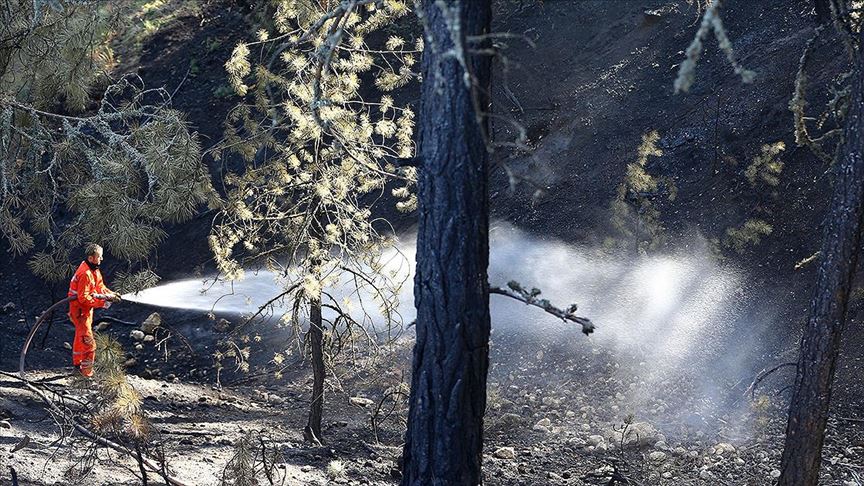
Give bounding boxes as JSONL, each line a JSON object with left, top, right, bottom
{"left": 2, "top": 292, "right": 863, "bottom": 485}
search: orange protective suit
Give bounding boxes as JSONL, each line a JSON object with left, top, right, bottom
{"left": 68, "top": 261, "right": 111, "bottom": 377}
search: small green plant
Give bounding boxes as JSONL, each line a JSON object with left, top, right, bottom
{"left": 326, "top": 460, "right": 346, "bottom": 481}
{"left": 188, "top": 58, "right": 200, "bottom": 77}
{"left": 609, "top": 131, "right": 676, "bottom": 251}
{"left": 724, "top": 219, "right": 773, "bottom": 253}
{"left": 212, "top": 83, "right": 236, "bottom": 99}
{"left": 745, "top": 141, "right": 785, "bottom": 187}
{"left": 205, "top": 36, "right": 224, "bottom": 54}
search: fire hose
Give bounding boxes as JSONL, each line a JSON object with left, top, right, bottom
{"left": 19, "top": 295, "right": 77, "bottom": 376}
{"left": 19, "top": 292, "right": 126, "bottom": 376}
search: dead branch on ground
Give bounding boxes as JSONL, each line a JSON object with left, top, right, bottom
{"left": 0, "top": 370, "right": 189, "bottom": 486}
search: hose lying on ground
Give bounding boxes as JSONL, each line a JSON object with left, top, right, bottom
{"left": 19, "top": 296, "right": 135, "bottom": 376}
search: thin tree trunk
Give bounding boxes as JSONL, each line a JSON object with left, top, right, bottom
{"left": 814, "top": 0, "right": 831, "bottom": 23}
{"left": 401, "top": 0, "right": 492, "bottom": 484}
{"left": 304, "top": 296, "right": 325, "bottom": 444}
{"left": 778, "top": 24, "right": 864, "bottom": 486}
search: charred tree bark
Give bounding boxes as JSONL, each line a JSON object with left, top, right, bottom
{"left": 401, "top": 0, "right": 492, "bottom": 484}
{"left": 304, "top": 296, "right": 325, "bottom": 444}
{"left": 778, "top": 24, "right": 864, "bottom": 486}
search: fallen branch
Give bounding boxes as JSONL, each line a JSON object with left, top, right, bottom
{"left": 157, "top": 429, "right": 217, "bottom": 438}
{"left": 371, "top": 387, "right": 409, "bottom": 445}
{"left": 836, "top": 416, "right": 864, "bottom": 424}
{"left": 489, "top": 281, "right": 595, "bottom": 335}
{"left": 745, "top": 362, "right": 797, "bottom": 398}
{"left": 0, "top": 370, "right": 190, "bottom": 486}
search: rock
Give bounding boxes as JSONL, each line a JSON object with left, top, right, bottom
{"left": 662, "top": 471, "right": 673, "bottom": 479}
{"left": 141, "top": 313, "right": 161, "bottom": 334}
{"left": 94, "top": 321, "right": 111, "bottom": 331}
{"left": 770, "top": 469, "right": 781, "bottom": 479}
{"left": 301, "top": 465, "right": 314, "bottom": 473}
{"left": 609, "top": 422, "right": 660, "bottom": 447}
{"left": 135, "top": 343, "right": 144, "bottom": 350}
{"left": 143, "top": 335, "right": 155, "bottom": 342}
{"left": 535, "top": 417, "right": 551, "bottom": 428}
{"left": 0, "top": 420, "right": 10, "bottom": 429}
{"left": 63, "top": 342, "right": 72, "bottom": 350}
{"left": 547, "top": 471, "right": 561, "bottom": 480}
{"left": 714, "top": 442, "right": 736, "bottom": 455}
{"left": 269, "top": 394, "right": 284, "bottom": 404}
{"left": 349, "top": 396, "right": 374, "bottom": 407}
{"left": 587, "top": 435, "right": 605, "bottom": 447}
{"left": 123, "top": 358, "right": 137, "bottom": 367}
{"left": 654, "top": 440, "right": 668, "bottom": 450}
{"left": 648, "top": 451, "right": 667, "bottom": 463}
{"left": 532, "top": 423, "right": 550, "bottom": 433}
{"left": 499, "top": 413, "right": 522, "bottom": 425}
{"left": 214, "top": 318, "right": 232, "bottom": 332}
{"left": 568, "top": 437, "right": 587, "bottom": 447}
{"left": 493, "top": 447, "right": 516, "bottom": 460}
{"left": 130, "top": 330, "right": 145, "bottom": 341}
{"left": 699, "top": 469, "right": 712, "bottom": 480}
{"left": 1, "top": 302, "right": 15, "bottom": 313}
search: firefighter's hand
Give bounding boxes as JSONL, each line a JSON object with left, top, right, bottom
{"left": 109, "top": 293, "right": 122, "bottom": 303}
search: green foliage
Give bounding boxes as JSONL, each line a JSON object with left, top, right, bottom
{"left": 113, "top": 268, "right": 162, "bottom": 294}
{"left": 0, "top": 0, "right": 115, "bottom": 112}
{"left": 745, "top": 141, "right": 785, "bottom": 187}
{"left": 221, "top": 431, "right": 287, "bottom": 485}
{"left": 724, "top": 218, "right": 773, "bottom": 253}
{"left": 609, "top": 131, "right": 676, "bottom": 252}
{"left": 212, "top": 0, "right": 418, "bottom": 297}
{"left": 91, "top": 334, "right": 149, "bottom": 440}
{"left": 0, "top": 2, "right": 217, "bottom": 282}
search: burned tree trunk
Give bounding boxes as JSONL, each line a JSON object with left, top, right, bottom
{"left": 778, "top": 24, "right": 864, "bottom": 486}
{"left": 304, "top": 296, "right": 325, "bottom": 444}
{"left": 401, "top": 0, "right": 492, "bottom": 484}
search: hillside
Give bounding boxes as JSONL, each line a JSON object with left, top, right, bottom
{"left": 1, "top": 1, "right": 862, "bottom": 485}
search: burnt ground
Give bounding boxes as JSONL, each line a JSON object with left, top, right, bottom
{"left": 2, "top": 0, "right": 864, "bottom": 484}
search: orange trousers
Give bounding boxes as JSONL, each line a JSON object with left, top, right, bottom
{"left": 70, "top": 311, "right": 95, "bottom": 377}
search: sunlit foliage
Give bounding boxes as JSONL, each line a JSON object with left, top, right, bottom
{"left": 211, "top": 0, "right": 418, "bottom": 325}
{"left": 609, "top": 131, "right": 676, "bottom": 251}
{"left": 0, "top": 1, "right": 217, "bottom": 284}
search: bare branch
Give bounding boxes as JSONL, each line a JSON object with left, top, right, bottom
{"left": 489, "top": 281, "right": 595, "bottom": 335}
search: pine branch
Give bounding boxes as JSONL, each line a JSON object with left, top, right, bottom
{"left": 0, "top": 370, "right": 190, "bottom": 486}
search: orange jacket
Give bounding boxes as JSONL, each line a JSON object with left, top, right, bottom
{"left": 68, "top": 261, "right": 110, "bottom": 320}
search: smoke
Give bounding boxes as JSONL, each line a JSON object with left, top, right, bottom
{"left": 126, "top": 222, "right": 781, "bottom": 437}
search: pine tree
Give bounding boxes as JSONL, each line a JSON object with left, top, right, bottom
{"left": 0, "top": 1, "right": 217, "bottom": 286}
{"left": 212, "top": 0, "right": 419, "bottom": 442}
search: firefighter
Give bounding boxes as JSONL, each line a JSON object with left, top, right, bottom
{"left": 68, "top": 243, "right": 120, "bottom": 377}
